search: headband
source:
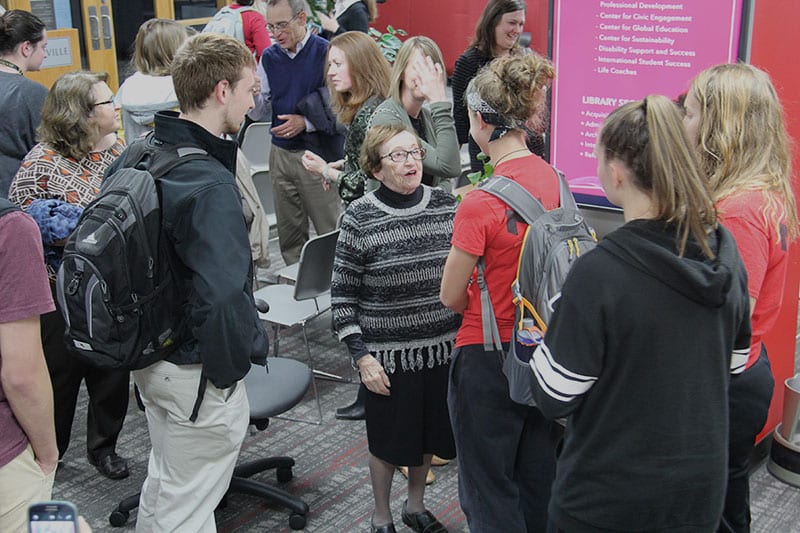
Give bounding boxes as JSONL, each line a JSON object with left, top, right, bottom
{"left": 466, "top": 90, "right": 512, "bottom": 141}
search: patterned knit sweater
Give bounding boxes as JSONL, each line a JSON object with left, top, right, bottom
{"left": 332, "top": 185, "right": 461, "bottom": 373}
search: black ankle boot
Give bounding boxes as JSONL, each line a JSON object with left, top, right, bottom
{"left": 336, "top": 385, "right": 366, "bottom": 420}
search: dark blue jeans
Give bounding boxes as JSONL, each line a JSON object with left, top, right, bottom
{"left": 719, "top": 346, "right": 774, "bottom": 533}
{"left": 448, "top": 343, "right": 561, "bottom": 533}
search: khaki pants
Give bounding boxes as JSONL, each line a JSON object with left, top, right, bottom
{"left": 270, "top": 145, "right": 341, "bottom": 265}
{"left": 132, "top": 361, "right": 249, "bottom": 533}
{"left": 0, "top": 444, "right": 55, "bottom": 533}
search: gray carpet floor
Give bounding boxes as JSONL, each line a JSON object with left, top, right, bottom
{"left": 52, "top": 234, "right": 800, "bottom": 532}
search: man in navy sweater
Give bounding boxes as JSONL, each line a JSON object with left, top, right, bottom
{"left": 253, "top": 0, "right": 343, "bottom": 264}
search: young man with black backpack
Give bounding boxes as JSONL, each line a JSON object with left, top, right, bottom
{"left": 104, "top": 33, "right": 268, "bottom": 532}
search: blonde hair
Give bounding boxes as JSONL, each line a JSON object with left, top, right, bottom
{"left": 388, "top": 36, "right": 446, "bottom": 102}
{"left": 599, "top": 95, "right": 717, "bottom": 258}
{"left": 328, "top": 31, "right": 390, "bottom": 124}
{"left": 134, "top": 18, "right": 192, "bottom": 76}
{"left": 689, "top": 63, "right": 797, "bottom": 240}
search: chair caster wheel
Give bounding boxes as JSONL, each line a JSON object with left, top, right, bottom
{"left": 289, "top": 513, "right": 306, "bottom": 530}
{"left": 109, "top": 509, "right": 129, "bottom": 527}
{"left": 277, "top": 466, "right": 293, "bottom": 483}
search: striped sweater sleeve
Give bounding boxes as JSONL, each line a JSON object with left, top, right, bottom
{"left": 331, "top": 208, "right": 366, "bottom": 340}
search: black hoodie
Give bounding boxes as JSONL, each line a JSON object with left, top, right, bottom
{"left": 531, "top": 218, "right": 751, "bottom": 533}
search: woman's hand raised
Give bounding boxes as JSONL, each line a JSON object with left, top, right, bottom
{"left": 412, "top": 54, "right": 447, "bottom": 104}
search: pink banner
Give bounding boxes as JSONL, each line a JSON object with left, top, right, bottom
{"left": 550, "top": 0, "right": 745, "bottom": 206}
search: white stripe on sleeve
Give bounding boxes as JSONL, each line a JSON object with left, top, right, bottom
{"left": 730, "top": 347, "right": 749, "bottom": 375}
{"left": 530, "top": 342, "right": 598, "bottom": 403}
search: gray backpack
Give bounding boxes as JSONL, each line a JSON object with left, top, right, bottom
{"left": 202, "top": 6, "right": 253, "bottom": 42}
{"left": 478, "top": 170, "right": 597, "bottom": 406}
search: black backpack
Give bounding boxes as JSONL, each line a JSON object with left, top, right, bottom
{"left": 56, "top": 142, "right": 211, "bottom": 370}
{"left": 478, "top": 170, "right": 597, "bottom": 406}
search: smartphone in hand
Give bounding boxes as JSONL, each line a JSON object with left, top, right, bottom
{"left": 307, "top": 21, "right": 323, "bottom": 35}
{"left": 29, "top": 501, "right": 79, "bottom": 533}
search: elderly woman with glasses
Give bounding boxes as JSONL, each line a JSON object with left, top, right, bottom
{"left": 331, "top": 123, "right": 460, "bottom": 533}
{"left": 8, "top": 70, "right": 131, "bottom": 481}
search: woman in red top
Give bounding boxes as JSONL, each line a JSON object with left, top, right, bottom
{"left": 440, "top": 53, "right": 561, "bottom": 532}
{"left": 684, "top": 63, "right": 798, "bottom": 532}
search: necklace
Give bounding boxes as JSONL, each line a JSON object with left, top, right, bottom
{"left": 0, "top": 58, "right": 23, "bottom": 75}
{"left": 492, "top": 148, "right": 529, "bottom": 167}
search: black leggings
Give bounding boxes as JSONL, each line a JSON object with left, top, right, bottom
{"left": 720, "top": 346, "right": 773, "bottom": 533}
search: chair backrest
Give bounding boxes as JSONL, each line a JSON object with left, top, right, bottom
{"left": 251, "top": 169, "right": 277, "bottom": 229}
{"left": 241, "top": 122, "right": 272, "bottom": 173}
{"left": 294, "top": 229, "right": 340, "bottom": 301}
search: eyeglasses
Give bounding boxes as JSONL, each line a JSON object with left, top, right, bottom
{"left": 267, "top": 13, "right": 299, "bottom": 34}
{"left": 92, "top": 98, "right": 115, "bottom": 107}
{"left": 381, "top": 148, "right": 426, "bottom": 163}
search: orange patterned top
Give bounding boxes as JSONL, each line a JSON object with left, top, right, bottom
{"left": 8, "top": 138, "right": 125, "bottom": 209}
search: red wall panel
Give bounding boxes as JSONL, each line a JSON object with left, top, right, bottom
{"left": 374, "top": 0, "right": 550, "bottom": 74}
{"left": 750, "top": 0, "right": 800, "bottom": 441}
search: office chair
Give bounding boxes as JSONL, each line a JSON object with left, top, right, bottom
{"left": 109, "top": 307, "right": 313, "bottom": 530}
{"left": 253, "top": 229, "right": 343, "bottom": 425}
{"left": 223, "top": 358, "right": 312, "bottom": 529}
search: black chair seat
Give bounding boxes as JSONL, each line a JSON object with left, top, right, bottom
{"left": 246, "top": 358, "right": 311, "bottom": 419}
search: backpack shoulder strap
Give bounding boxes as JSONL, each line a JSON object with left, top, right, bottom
{"left": 476, "top": 258, "right": 503, "bottom": 352}
{"left": 479, "top": 175, "right": 545, "bottom": 225}
{"left": 475, "top": 175, "right": 545, "bottom": 352}
{"left": 553, "top": 167, "right": 579, "bottom": 211}
{"left": 128, "top": 135, "right": 212, "bottom": 180}
{"left": 481, "top": 167, "right": 580, "bottom": 219}
{"left": 149, "top": 147, "right": 211, "bottom": 179}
